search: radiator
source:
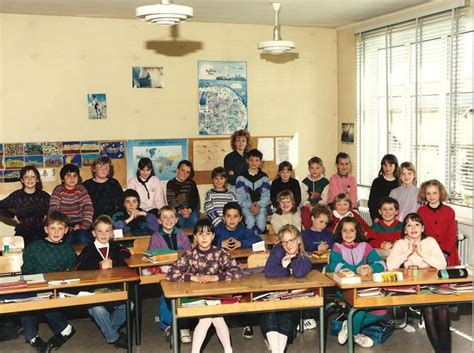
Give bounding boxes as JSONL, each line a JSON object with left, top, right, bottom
{"left": 457, "top": 233, "right": 472, "bottom": 265}
{"left": 357, "top": 206, "right": 373, "bottom": 227}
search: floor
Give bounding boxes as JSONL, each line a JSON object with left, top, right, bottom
{"left": 2, "top": 297, "right": 472, "bottom": 353}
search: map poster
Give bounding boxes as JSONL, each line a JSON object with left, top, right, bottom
{"left": 126, "top": 139, "right": 188, "bottom": 181}
{"left": 198, "top": 61, "right": 248, "bottom": 135}
{"left": 192, "top": 139, "right": 231, "bottom": 171}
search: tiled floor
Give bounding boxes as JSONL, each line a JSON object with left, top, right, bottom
{"left": 2, "top": 298, "right": 472, "bottom": 352}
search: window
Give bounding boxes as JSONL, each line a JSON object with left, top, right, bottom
{"left": 357, "top": 8, "right": 473, "bottom": 207}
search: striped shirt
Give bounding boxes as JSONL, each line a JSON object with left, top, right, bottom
{"left": 49, "top": 184, "right": 94, "bottom": 229}
{"left": 204, "top": 189, "right": 238, "bottom": 226}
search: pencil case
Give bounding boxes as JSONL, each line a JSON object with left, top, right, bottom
{"left": 437, "top": 268, "right": 468, "bottom": 279}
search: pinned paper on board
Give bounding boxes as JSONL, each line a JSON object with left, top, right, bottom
{"left": 257, "top": 138, "right": 274, "bottom": 161}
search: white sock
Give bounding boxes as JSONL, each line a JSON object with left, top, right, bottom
{"left": 60, "top": 324, "right": 72, "bottom": 336}
{"left": 266, "top": 331, "right": 286, "bottom": 353}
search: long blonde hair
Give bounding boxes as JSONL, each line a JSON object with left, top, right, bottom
{"left": 278, "top": 224, "right": 307, "bottom": 256}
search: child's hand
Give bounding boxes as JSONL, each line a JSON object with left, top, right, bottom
{"left": 73, "top": 224, "right": 81, "bottom": 230}
{"left": 356, "top": 264, "right": 372, "bottom": 276}
{"left": 373, "top": 218, "right": 380, "bottom": 223}
{"left": 381, "top": 241, "right": 393, "bottom": 250}
{"left": 282, "top": 253, "right": 296, "bottom": 263}
{"left": 191, "top": 274, "right": 219, "bottom": 283}
{"left": 222, "top": 238, "right": 236, "bottom": 250}
{"left": 13, "top": 215, "right": 20, "bottom": 224}
{"left": 318, "top": 242, "right": 329, "bottom": 252}
{"left": 100, "top": 258, "right": 113, "bottom": 270}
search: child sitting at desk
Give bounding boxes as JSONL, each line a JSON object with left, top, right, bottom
{"left": 270, "top": 190, "right": 301, "bottom": 234}
{"left": 20, "top": 211, "right": 77, "bottom": 353}
{"left": 75, "top": 215, "right": 131, "bottom": 349}
{"left": 261, "top": 224, "right": 312, "bottom": 353}
{"left": 167, "top": 219, "right": 242, "bottom": 353}
{"left": 302, "top": 204, "right": 334, "bottom": 253}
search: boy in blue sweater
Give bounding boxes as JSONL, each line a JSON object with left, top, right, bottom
{"left": 302, "top": 204, "right": 335, "bottom": 252}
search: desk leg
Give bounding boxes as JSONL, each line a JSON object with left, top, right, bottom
{"left": 171, "top": 299, "right": 179, "bottom": 353}
{"left": 126, "top": 283, "right": 133, "bottom": 353}
{"left": 319, "top": 306, "right": 325, "bottom": 353}
{"left": 347, "top": 306, "right": 357, "bottom": 353}
{"left": 134, "top": 282, "right": 141, "bottom": 345}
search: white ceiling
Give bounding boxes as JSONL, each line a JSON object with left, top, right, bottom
{"left": 1, "top": 0, "right": 434, "bottom": 28}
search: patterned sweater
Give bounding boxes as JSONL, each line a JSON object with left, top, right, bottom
{"left": 22, "top": 239, "right": 77, "bottom": 275}
{"left": 83, "top": 178, "right": 124, "bottom": 219}
{"left": 270, "top": 178, "right": 302, "bottom": 208}
{"left": 166, "top": 178, "right": 200, "bottom": 211}
{"left": 167, "top": 246, "right": 242, "bottom": 281}
{"left": 327, "top": 241, "right": 386, "bottom": 273}
{"left": 204, "top": 189, "right": 238, "bottom": 226}
{"left": 49, "top": 184, "right": 94, "bottom": 229}
{"left": 235, "top": 169, "right": 271, "bottom": 209}
{"left": 367, "top": 219, "right": 402, "bottom": 248}
{"left": 300, "top": 175, "right": 329, "bottom": 205}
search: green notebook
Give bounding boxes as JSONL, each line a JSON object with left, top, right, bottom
{"left": 142, "top": 248, "right": 177, "bottom": 257}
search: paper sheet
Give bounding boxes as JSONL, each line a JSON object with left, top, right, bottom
{"left": 257, "top": 138, "right": 274, "bottom": 161}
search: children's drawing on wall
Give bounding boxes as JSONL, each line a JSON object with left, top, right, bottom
{"left": 4, "top": 170, "right": 20, "bottom": 183}
{"left": 198, "top": 61, "right": 248, "bottom": 135}
{"left": 25, "top": 156, "right": 44, "bottom": 168}
{"left": 341, "top": 123, "right": 354, "bottom": 144}
{"left": 132, "top": 66, "right": 164, "bottom": 88}
{"left": 100, "top": 141, "right": 125, "bottom": 159}
{"left": 38, "top": 168, "right": 56, "bottom": 182}
{"left": 87, "top": 93, "right": 107, "bottom": 119}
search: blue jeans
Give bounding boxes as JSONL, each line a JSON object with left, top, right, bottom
{"left": 158, "top": 296, "right": 172, "bottom": 332}
{"left": 88, "top": 304, "right": 126, "bottom": 343}
{"left": 21, "top": 311, "right": 68, "bottom": 341}
{"left": 242, "top": 206, "right": 267, "bottom": 234}
{"left": 64, "top": 228, "right": 94, "bottom": 245}
{"left": 178, "top": 209, "right": 200, "bottom": 229}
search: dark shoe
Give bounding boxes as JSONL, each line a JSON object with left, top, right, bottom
{"left": 47, "top": 325, "right": 76, "bottom": 352}
{"left": 29, "top": 336, "right": 47, "bottom": 353}
{"left": 111, "top": 332, "right": 127, "bottom": 349}
{"left": 242, "top": 326, "right": 254, "bottom": 339}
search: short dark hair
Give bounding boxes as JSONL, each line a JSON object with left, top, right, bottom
{"left": 124, "top": 189, "right": 141, "bottom": 205}
{"left": 92, "top": 215, "right": 113, "bottom": 230}
{"left": 311, "top": 204, "right": 332, "bottom": 223}
{"left": 378, "top": 196, "right": 399, "bottom": 211}
{"left": 211, "top": 167, "right": 227, "bottom": 179}
{"left": 278, "top": 161, "right": 293, "bottom": 172}
{"left": 60, "top": 163, "right": 80, "bottom": 182}
{"left": 45, "top": 211, "right": 69, "bottom": 226}
{"left": 333, "top": 217, "right": 365, "bottom": 244}
{"left": 223, "top": 202, "right": 242, "bottom": 217}
{"left": 247, "top": 149, "right": 263, "bottom": 160}
{"left": 193, "top": 219, "right": 215, "bottom": 236}
{"left": 136, "top": 157, "right": 155, "bottom": 178}
{"left": 401, "top": 213, "right": 427, "bottom": 240}
{"left": 335, "top": 152, "right": 350, "bottom": 164}
{"left": 177, "top": 160, "right": 194, "bottom": 179}
{"left": 20, "top": 165, "right": 43, "bottom": 191}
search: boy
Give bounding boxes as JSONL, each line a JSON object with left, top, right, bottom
{"left": 302, "top": 205, "right": 335, "bottom": 252}
{"left": 235, "top": 149, "right": 271, "bottom": 235}
{"left": 49, "top": 163, "right": 94, "bottom": 244}
{"left": 75, "top": 215, "right": 131, "bottom": 349}
{"left": 327, "top": 152, "right": 358, "bottom": 208}
{"left": 112, "top": 189, "right": 159, "bottom": 236}
{"left": 21, "top": 211, "right": 77, "bottom": 353}
{"left": 204, "top": 167, "right": 238, "bottom": 227}
{"left": 367, "top": 197, "right": 402, "bottom": 249}
{"left": 148, "top": 206, "right": 192, "bottom": 343}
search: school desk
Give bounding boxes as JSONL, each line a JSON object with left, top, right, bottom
{"left": 161, "top": 270, "right": 335, "bottom": 353}
{"left": 326, "top": 269, "right": 473, "bottom": 353}
{"left": 0, "top": 267, "right": 139, "bottom": 353}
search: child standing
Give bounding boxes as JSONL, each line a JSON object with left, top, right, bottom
{"left": 75, "top": 215, "right": 131, "bottom": 349}
{"left": 224, "top": 129, "right": 250, "bottom": 191}
{"left": 261, "top": 225, "right": 312, "bottom": 353}
{"left": 327, "top": 217, "right": 386, "bottom": 348}
{"left": 270, "top": 190, "right": 301, "bottom": 234}
{"left": 302, "top": 204, "right": 335, "bottom": 252}
{"left": 270, "top": 161, "right": 301, "bottom": 209}
{"left": 327, "top": 153, "right": 358, "bottom": 208}
{"left": 167, "top": 219, "right": 242, "bottom": 353}
{"left": 300, "top": 157, "right": 329, "bottom": 230}
{"left": 367, "top": 197, "right": 402, "bottom": 249}
{"left": 417, "top": 180, "right": 459, "bottom": 266}
{"left": 20, "top": 211, "right": 77, "bottom": 353}
{"left": 328, "top": 193, "right": 370, "bottom": 235}
{"left": 166, "top": 160, "right": 200, "bottom": 229}
{"left": 128, "top": 157, "right": 165, "bottom": 217}
{"left": 204, "top": 167, "right": 238, "bottom": 227}
{"left": 235, "top": 149, "right": 271, "bottom": 235}
{"left": 112, "top": 189, "right": 159, "bottom": 236}
{"left": 49, "top": 164, "right": 94, "bottom": 244}
{"left": 389, "top": 162, "right": 420, "bottom": 221}
{"left": 367, "top": 154, "right": 400, "bottom": 222}
{"left": 387, "top": 213, "right": 450, "bottom": 353}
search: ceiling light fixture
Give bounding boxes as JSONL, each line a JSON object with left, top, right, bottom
{"left": 258, "top": 3, "right": 295, "bottom": 54}
{"left": 136, "top": 0, "right": 193, "bottom": 26}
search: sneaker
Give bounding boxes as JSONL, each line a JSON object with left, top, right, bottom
{"left": 337, "top": 320, "right": 348, "bottom": 345}
{"left": 111, "top": 332, "right": 127, "bottom": 349}
{"left": 46, "top": 325, "right": 76, "bottom": 352}
{"left": 354, "top": 334, "right": 374, "bottom": 348}
{"left": 242, "top": 326, "right": 254, "bottom": 339}
{"left": 163, "top": 326, "right": 171, "bottom": 343}
{"left": 179, "top": 329, "right": 192, "bottom": 344}
{"left": 29, "top": 336, "right": 47, "bottom": 353}
{"left": 297, "top": 319, "right": 318, "bottom": 331}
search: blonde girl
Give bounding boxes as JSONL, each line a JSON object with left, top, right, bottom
{"left": 389, "top": 162, "right": 420, "bottom": 221}
{"left": 270, "top": 190, "right": 302, "bottom": 234}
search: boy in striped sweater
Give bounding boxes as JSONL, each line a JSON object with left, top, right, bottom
{"left": 204, "top": 167, "right": 238, "bottom": 227}
{"left": 367, "top": 197, "right": 402, "bottom": 249}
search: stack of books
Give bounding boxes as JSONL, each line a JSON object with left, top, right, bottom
{"left": 333, "top": 269, "right": 361, "bottom": 284}
{"left": 357, "top": 287, "right": 384, "bottom": 298}
{"left": 253, "top": 289, "right": 315, "bottom": 301}
{"left": 142, "top": 248, "right": 178, "bottom": 264}
{"left": 447, "top": 283, "right": 472, "bottom": 293}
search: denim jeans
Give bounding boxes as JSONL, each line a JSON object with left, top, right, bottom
{"left": 64, "top": 228, "right": 94, "bottom": 245}
{"left": 21, "top": 311, "right": 68, "bottom": 341}
{"left": 158, "top": 296, "right": 172, "bottom": 331}
{"left": 88, "top": 304, "right": 127, "bottom": 343}
{"left": 177, "top": 209, "right": 200, "bottom": 229}
{"left": 242, "top": 206, "right": 267, "bottom": 234}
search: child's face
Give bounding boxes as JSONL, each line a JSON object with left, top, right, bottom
{"left": 93, "top": 222, "right": 113, "bottom": 244}
{"left": 124, "top": 196, "right": 139, "bottom": 213}
{"left": 212, "top": 175, "right": 227, "bottom": 190}
{"left": 223, "top": 209, "right": 242, "bottom": 231}
{"left": 279, "top": 167, "right": 292, "bottom": 182}
{"left": 194, "top": 228, "right": 215, "bottom": 251}
{"left": 425, "top": 185, "right": 440, "bottom": 205}
{"left": 382, "top": 162, "right": 396, "bottom": 177}
{"left": 312, "top": 214, "right": 329, "bottom": 232}
{"left": 22, "top": 170, "right": 38, "bottom": 190}
{"left": 279, "top": 197, "right": 294, "bottom": 214}
{"left": 63, "top": 172, "right": 78, "bottom": 189}
{"left": 335, "top": 200, "right": 351, "bottom": 214}
{"left": 336, "top": 158, "right": 351, "bottom": 175}
{"left": 280, "top": 232, "right": 300, "bottom": 255}
{"left": 176, "top": 164, "right": 191, "bottom": 181}
{"left": 308, "top": 163, "right": 323, "bottom": 179}
{"left": 94, "top": 163, "right": 110, "bottom": 180}
{"left": 400, "top": 168, "right": 415, "bottom": 185}
{"left": 234, "top": 136, "right": 247, "bottom": 152}
{"left": 45, "top": 221, "right": 68, "bottom": 243}
{"left": 341, "top": 222, "right": 357, "bottom": 244}
{"left": 378, "top": 203, "right": 398, "bottom": 223}
{"left": 159, "top": 210, "right": 178, "bottom": 231}
{"left": 139, "top": 166, "right": 152, "bottom": 180}
{"left": 404, "top": 219, "right": 424, "bottom": 240}
{"left": 247, "top": 156, "right": 262, "bottom": 171}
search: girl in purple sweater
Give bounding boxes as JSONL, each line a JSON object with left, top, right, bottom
{"left": 261, "top": 224, "right": 312, "bottom": 353}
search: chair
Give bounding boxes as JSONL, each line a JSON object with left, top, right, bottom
{"left": 0, "top": 236, "right": 24, "bottom": 251}
{"left": 133, "top": 237, "right": 150, "bottom": 254}
{"left": 247, "top": 252, "right": 270, "bottom": 269}
{"left": 0, "top": 253, "right": 23, "bottom": 275}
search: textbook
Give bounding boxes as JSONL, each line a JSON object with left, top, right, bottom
{"left": 357, "top": 287, "right": 383, "bottom": 297}
{"left": 142, "top": 248, "right": 178, "bottom": 263}
{"left": 333, "top": 269, "right": 361, "bottom": 284}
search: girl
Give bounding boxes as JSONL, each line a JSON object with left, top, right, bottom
{"left": 327, "top": 217, "right": 386, "bottom": 348}
{"left": 327, "top": 193, "right": 370, "bottom": 235}
{"left": 83, "top": 156, "right": 124, "bottom": 220}
{"left": 262, "top": 224, "right": 312, "bottom": 353}
{"left": 387, "top": 213, "right": 449, "bottom": 353}
{"left": 270, "top": 161, "right": 301, "bottom": 209}
{"left": 167, "top": 219, "right": 242, "bottom": 353}
{"left": 270, "top": 190, "right": 301, "bottom": 234}
{"left": 417, "top": 180, "right": 459, "bottom": 266}
{"left": 128, "top": 157, "right": 165, "bottom": 217}
{"left": 368, "top": 154, "right": 400, "bottom": 222}
{"left": 389, "top": 162, "right": 420, "bottom": 221}
{"left": 327, "top": 152, "right": 357, "bottom": 207}
{"left": 166, "top": 160, "right": 200, "bottom": 229}
{"left": 0, "top": 165, "right": 50, "bottom": 244}
{"left": 204, "top": 167, "right": 238, "bottom": 227}
{"left": 224, "top": 129, "right": 250, "bottom": 191}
